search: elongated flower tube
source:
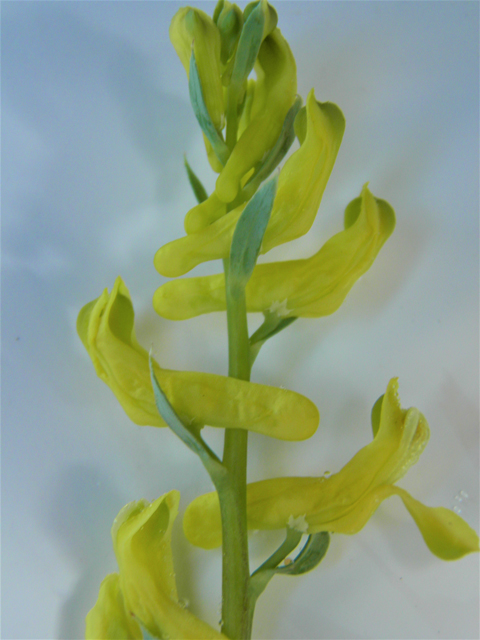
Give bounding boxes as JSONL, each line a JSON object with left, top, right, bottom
{"left": 184, "top": 379, "right": 480, "bottom": 559}
{"left": 154, "top": 184, "right": 394, "bottom": 320}
{"left": 155, "top": 90, "right": 345, "bottom": 277}
{"left": 86, "top": 492, "right": 228, "bottom": 639}
{"left": 170, "top": 7, "right": 225, "bottom": 131}
{"left": 77, "top": 277, "right": 319, "bottom": 440}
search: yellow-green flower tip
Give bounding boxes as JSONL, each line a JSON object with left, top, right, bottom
{"left": 85, "top": 573, "right": 142, "bottom": 640}
{"left": 184, "top": 192, "right": 227, "bottom": 234}
{"left": 153, "top": 184, "right": 395, "bottom": 320}
{"left": 170, "top": 7, "right": 225, "bottom": 130}
{"left": 215, "top": 28, "right": 297, "bottom": 203}
{"left": 261, "top": 89, "right": 345, "bottom": 252}
{"left": 183, "top": 379, "right": 479, "bottom": 559}
{"left": 78, "top": 277, "right": 318, "bottom": 440}
{"left": 153, "top": 91, "right": 346, "bottom": 277}
{"left": 87, "top": 492, "right": 228, "bottom": 639}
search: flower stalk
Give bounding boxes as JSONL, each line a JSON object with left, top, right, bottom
{"left": 221, "top": 257, "right": 251, "bottom": 639}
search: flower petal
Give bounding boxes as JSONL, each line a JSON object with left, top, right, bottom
{"left": 85, "top": 573, "right": 142, "bottom": 640}
{"left": 394, "top": 487, "right": 480, "bottom": 560}
{"left": 170, "top": 7, "right": 224, "bottom": 130}
{"left": 154, "top": 91, "right": 345, "bottom": 278}
{"left": 78, "top": 278, "right": 319, "bottom": 440}
{"left": 112, "top": 491, "right": 228, "bottom": 639}
{"left": 183, "top": 379, "right": 436, "bottom": 551}
{"left": 154, "top": 184, "right": 395, "bottom": 319}
{"left": 215, "top": 28, "right": 297, "bottom": 203}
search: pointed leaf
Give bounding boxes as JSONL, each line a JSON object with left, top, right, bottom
{"left": 274, "top": 532, "right": 330, "bottom": 575}
{"left": 149, "top": 353, "right": 227, "bottom": 485}
{"left": 230, "top": 1, "right": 265, "bottom": 89}
{"left": 229, "top": 175, "right": 277, "bottom": 292}
{"left": 243, "top": 95, "right": 302, "bottom": 198}
{"left": 184, "top": 155, "right": 208, "bottom": 204}
{"left": 189, "top": 52, "right": 229, "bottom": 165}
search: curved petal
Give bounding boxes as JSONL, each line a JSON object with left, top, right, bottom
{"left": 154, "top": 91, "right": 345, "bottom": 278}
{"left": 184, "top": 192, "right": 228, "bottom": 234}
{"left": 78, "top": 278, "right": 319, "bottom": 440}
{"left": 170, "top": 7, "right": 224, "bottom": 130}
{"left": 112, "top": 491, "right": 228, "bottom": 639}
{"left": 183, "top": 379, "right": 431, "bottom": 548}
{"left": 261, "top": 90, "right": 345, "bottom": 251}
{"left": 215, "top": 28, "right": 297, "bottom": 203}
{"left": 85, "top": 573, "right": 142, "bottom": 640}
{"left": 154, "top": 185, "right": 395, "bottom": 319}
{"left": 393, "top": 487, "right": 480, "bottom": 560}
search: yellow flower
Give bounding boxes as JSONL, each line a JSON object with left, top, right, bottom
{"left": 170, "top": 7, "right": 225, "bottom": 131}
{"left": 86, "top": 492, "right": 228, "bottom": 639}
{"left": 183, "top": 379, "right": 480, "bottom": 560}
{"left": 77, "top": 277, "right": 319, "bottom": 440}
{"left": 155, "top": 90, "right": 345, "bottom": 276}
{"left": 215, "top": 26, "right": 297, "bottom": 204}
{"left": 154, "top": 184, "right": 394, "bottom": 320}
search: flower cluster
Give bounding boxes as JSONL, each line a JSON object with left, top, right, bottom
{"left": 79, "top": 1, "right": 479, "bottom": 638}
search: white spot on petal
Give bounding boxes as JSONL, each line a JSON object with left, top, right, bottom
{"left": 287, "top": 514, "right": 309, "bottom": 533}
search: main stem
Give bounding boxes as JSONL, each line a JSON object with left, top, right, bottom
{"left": 221, "top": 258, "right": 251, "bottom": 640}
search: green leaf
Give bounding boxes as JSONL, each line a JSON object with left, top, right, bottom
{"left": 189, "top": 52, "right": 229, "bottom": 166}
{"left": 217, "top": 2, "right": 243, "bottom": 64}
{"left": 243, "top": 95, "right": 302, "bottom": 198}
{"left": 149, "top": 353, "right": 227, "bottom": 484}
{"left": 184, "top": 155, "right": 208, "bottom": 204}
{"left": 275, "top": 532, "right": 330, "bottom": 576}
{"left": 229, "top": 175, "right": 278, "bottom": 292}
{"left": 230, "top": 1, "right": 265, "bottom": 90}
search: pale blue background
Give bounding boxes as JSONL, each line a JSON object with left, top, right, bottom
{"left": 2, "top": 2, "right": 479, "bottom": 639}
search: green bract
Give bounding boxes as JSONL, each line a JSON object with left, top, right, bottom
{"left": 77, "top": 277, "right": 319, "bottom": 440}
{"left": 183, "top": 379, "right": 480, "bottom": 559}
{"left": 154, "top": 90, "right": 345, "bottom": 277}
{"left": 154, "top": 184, "right": 394, "bottom": 320}
{"left": 170, "top": 7, "right": 225, "bottom": 131}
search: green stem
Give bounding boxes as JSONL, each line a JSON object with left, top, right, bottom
{"left": 220, "top": 258, "right": 251, "bottom": 639}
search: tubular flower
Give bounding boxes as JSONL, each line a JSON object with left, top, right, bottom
{"left": 215, "top": 26, "right": 297, "bottom": 204}
{"left": 183, "top": 379, "right": 480, "bottom": 559}
{"left": 77, "top": 277, "right": 319, "bottom": 440}
{"left": 155, "top": 90, "right": 345, "bottom": 277}
{"left": 154, "top": 184, "right": 394, "bottom": 320}
{"left": 86, "top": 492, "right": 228, "bottom": 639}
{"left": 170, "top": 7, "right": 225, "bottom": 131}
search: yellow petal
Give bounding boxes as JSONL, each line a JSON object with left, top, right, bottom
{"left": 203, "top": 133, "right": 225, "bottom": 174}
{"left": 78, "top": 277, "right": 319, "bottom": 440}
{"left": 154, "top": 92, "right": 345, "bottom": 278}
{"left": 170, "top": 7, "right": 224, "bottom": 130}
{"left": 394, "top": 487, "right": 480, "bottom": 560}
{"left": 113, "top": 491, "right": 228, "bottom": 639}
{"left": 153, "top": 206, "right": 242, "bottom": 278}
{"left": 183, "top": 379, "right": 435, "bottom": 551}
{"left": 184, "top": 192, "right": 227, "bottom": 234}
{"left": 215, "top": 28, "right": 297, "bottom": 203}
{"left": 154, "top": 184, "right": 395, "bottom": 319}
{"left": 85, "top": 573, "right": 142, "bottom": 640}
{"left": 260, "top": 89, "right": 345, "bottom": 251}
